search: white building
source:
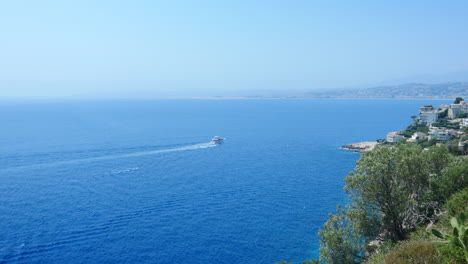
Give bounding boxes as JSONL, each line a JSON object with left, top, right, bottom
{"left": 428, "top": 127, "right": 456, "bottom": 141}
{"left": 448, "top": 101, "right": 468, "bottom": 119}
{"left": 407, "top": 132, "right": 427, "bottom": 143}
{"left": 448, "top": 104, "right": 462, "bottom": 119}
{"left": 386, "top": 132, "right": 404, "bottom": 143}
{"left": 419, "top": 105, "right": 441, "bottom": 125}
{"left": 461, "top": 118, "right": 468, "bottom": 128}
{"left": 419, "top": 110, "right": 439, "bottom": 125}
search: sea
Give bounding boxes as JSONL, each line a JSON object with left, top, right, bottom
{"left": 0, "top": 99, "right": 449, "bottom": 264}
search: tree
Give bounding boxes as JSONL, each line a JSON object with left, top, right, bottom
{"left": 346, "top": 144, "right": 414, "bottom": 240}
{"left": 429, "top": 162, "right": 468, "bottom": 205}
{"left": 454, "top": 97, "right": 465, "bottom": 104}
{"left": 319, "top": 206, "right": 366, "bottom": 264}
{"left": 344, "top": 144, "right": 453, "bottom": 241}
{"left": 318, "top": 143, "right": 461, "bottom": 262}
{"left": 439, "top": 109, "right": 448, "bottom": 119}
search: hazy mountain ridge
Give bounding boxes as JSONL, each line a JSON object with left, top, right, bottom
{"left": 297, "top": 82, "right": 468, "bottom": 99}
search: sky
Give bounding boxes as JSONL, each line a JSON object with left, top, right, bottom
{"left": 1, "top": 0, "right": 468, "bottom": 98}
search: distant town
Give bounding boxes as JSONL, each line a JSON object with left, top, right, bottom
{"left": 201, "top": 82, "right": 468, "bottom": 100}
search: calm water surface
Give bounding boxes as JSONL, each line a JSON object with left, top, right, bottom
{"left": 0, "top": 99, "right": 448, "bottom": 263}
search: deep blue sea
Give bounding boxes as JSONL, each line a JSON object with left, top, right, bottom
{"left": 0, "top": 99, "right": 449, "bottom": 264}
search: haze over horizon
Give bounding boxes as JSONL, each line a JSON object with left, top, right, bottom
{"left": 1, "top": 1, "right": 468, "bottom": 99}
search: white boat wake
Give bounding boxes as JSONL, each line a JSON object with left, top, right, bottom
{"left": 2, "top": 142, "right": 217, "bottom": 171}
{"left": 81, "top": 142, "right": 216, "bottom": 162}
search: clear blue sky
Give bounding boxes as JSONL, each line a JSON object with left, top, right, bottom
{"left": 1, "top": 0, "right": 468, "bottom": 98}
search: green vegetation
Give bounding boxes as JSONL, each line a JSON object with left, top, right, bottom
{"left": 446, "top": 139, "right": 461, "bottom": 155}
{"left": 384, "top": 240, "right": 440, "bottom": 264}
{"left": 317, "top": 143, "right": 468, "bottom": 263}
{"left": 445, "top": 188, "right": 468, "bottom": 216}
{"left": 280, "top": 143, "right": 467, "bottom": 263}
{"left": 434, "top": 190, "right": 468, "bottom": 263}
{"left": 318, "top": 206, "right": 366, "bottom": 264}
{"left": 400, "top": 122, "right": 429, "bottom": 138}
{"left": 455, "top": 97, "right": 465, "bottom": 104}
{"left": 431, "top": 121, "right": 460, "bottom": 129}
{"left": 418, "top": 138, "right": 437, "bottom": 148}
{"left": 431, "top": 212, "right": 468, "bottom": 263}
{"left": 439, "top": 109, "right": 448, "bottom": 119}
{"left": 365, "top": 189, "right": 468, "bottom": 264}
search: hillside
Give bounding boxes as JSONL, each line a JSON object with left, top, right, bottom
{"left": 299, "top": 82, "right": 468, "bottom": 99}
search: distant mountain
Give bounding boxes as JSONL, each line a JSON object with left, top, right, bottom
{"left": 294, "top": 82, "right": 468, "bottom": 99}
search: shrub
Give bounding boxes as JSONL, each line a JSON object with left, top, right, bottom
{"left": 428, "top": 161, "right": 468, "bottom": 205}
{"left": 447, "top": 139, "right": 461, "bottom": 155}
{"left": 364, "top": 242, "right": 396, "bottom": 264}
{"left": 437, "top": 244, "right": 465, "bottom": 264}
{"left": 384, "top": 241, "right": 440, "bottom": 264}
{"left": 402, "top": 123, "right": 429, "bottom": 137}
{"left": 410, "top": 226, "right": 432, "bottom": 241}
{"left": 431, "top": 212, "right": 468, "bottom": 263}
{"left": 419, "top": 138, "right": 437, "bottom": 148}
{"left": 445, "top": 187, "right": 468, "bottom": 216}
{"left": 431, "top": 122, "right": 460, "bottom": 129}
{"left": 439, "top": 109, "right": 448, "bottom": 119}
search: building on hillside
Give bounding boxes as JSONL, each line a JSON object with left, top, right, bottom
{"left": 386, "top": 132, "right": 404, "bottom": 143}
{"left": 448, "top": 100, "right": 468, "bottom": 119}
{"left": 461, "top": 118, "right": 468, "bottom": 128}
{"left": 419, "top": 105, "right": 439, "bottom": 125}
{"left": 407, "top": 132, "right": 427, "bottom": 143}
{"left": 456, "top": 131, "right": 466, "bottom": 137}
{"left": 449, "top": 104, "right": 462, "bottom": 119}
{"left": 439, "top": 104, "right": 450, "bottom": 110}
{"left": 428, "top": 127, "right": 456, "bottom": 141}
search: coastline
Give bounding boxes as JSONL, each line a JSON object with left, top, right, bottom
{"left": 341, "top": 141, "right": 378, "bottom": 153}
{"left": 178, "top": 97, "right": 455, "bottom": 100}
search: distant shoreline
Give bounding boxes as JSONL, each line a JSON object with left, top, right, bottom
{"left": 0, "top": 96, "right": 455, "bottom": 101}
{"left": 177, "top": 97, "right": 454, "bottom": 100}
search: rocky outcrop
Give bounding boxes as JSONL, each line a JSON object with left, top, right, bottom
{"left": 341, "top": 141, "right": 378, "bottom": 153}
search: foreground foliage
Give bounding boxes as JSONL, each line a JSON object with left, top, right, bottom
{"left": 431, "top": 212, "right": 468, "bottom": 263}
{"left": 318, "top": 143, "right": 468, "bottom": 263}
{"left": 384, "top": 240, "right": 439, "bottom": 264}
{"left": 318, "top": 206, "right": 366, "bottom": 264}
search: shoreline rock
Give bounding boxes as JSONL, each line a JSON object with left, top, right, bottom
{"left": 341, "top": 141, "right": 378, "bottom": 153}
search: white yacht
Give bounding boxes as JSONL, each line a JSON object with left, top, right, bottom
{"left": 211, "top": 136, "right": 225, "bottom": 144}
